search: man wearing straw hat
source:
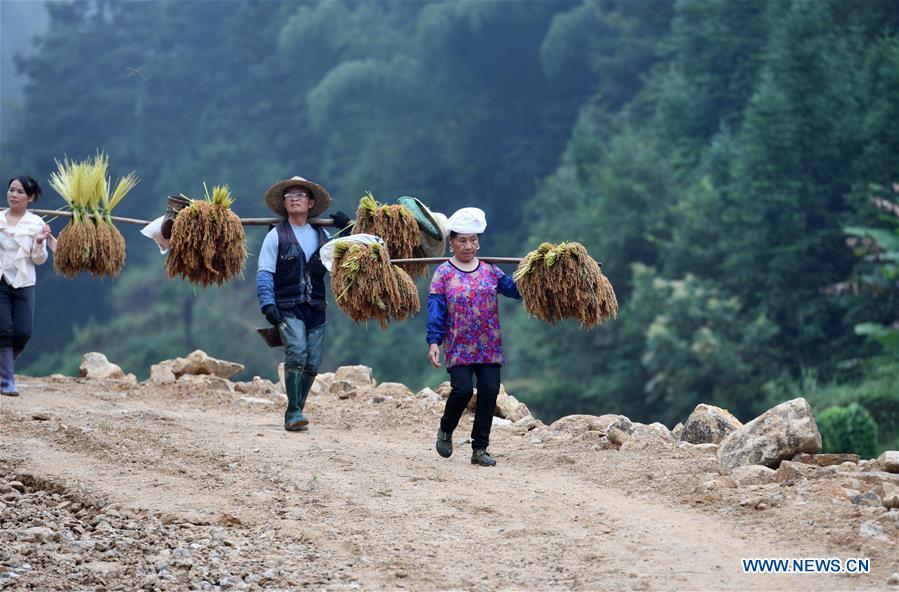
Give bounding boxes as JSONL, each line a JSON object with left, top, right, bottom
{"left": 256, "top": 176, "right": 350, "bottom": 432}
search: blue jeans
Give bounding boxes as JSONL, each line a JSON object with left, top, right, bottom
{"left": 279, "top": 316, "right": 325, "bottom": 426}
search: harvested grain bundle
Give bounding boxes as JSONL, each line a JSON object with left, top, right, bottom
{"left": 329, "top": 240, "right": 418, "bottom": 329}
{"left": 389, "top": 265, "right": 421, "bottom": 321}
{"left": 49, "top": 157, "right": 95, "bottom": 277}
{"left": 352, "top": 192, "right": 428, "bottom": 278}
{"left": 91, "top": 155, "right": 138, "bottom": 278}
{"left": 513, "top": 242, "right": 617, "bottom": 328}
{"left": 49, "top": 153, "right": 138, "bottom": 279}
{"left": 165, "top": 184, "right": 247, "bottom": 287}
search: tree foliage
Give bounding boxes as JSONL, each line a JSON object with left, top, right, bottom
{"left": 1, "top": 0, "right": 897, "bottom": 441}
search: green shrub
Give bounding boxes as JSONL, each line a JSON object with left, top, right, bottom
{"left": 816, "top": 403, "right": 879, "bottom": 459}
{"left": 857, "top": 390, "right": 899, "bottom": 442}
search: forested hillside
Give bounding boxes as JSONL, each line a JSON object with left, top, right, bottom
{"left": 2, "top": 0, "right": 896, "bottom": 452}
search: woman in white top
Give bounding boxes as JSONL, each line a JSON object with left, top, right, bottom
{"left": 1, "top": 176, "right": 54, "bottom": 396}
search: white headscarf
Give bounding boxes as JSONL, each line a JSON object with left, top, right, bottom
{"left": 446, "top": 208, "right": 486, "bottom": 234}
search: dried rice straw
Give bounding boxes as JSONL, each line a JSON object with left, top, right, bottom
{"left": 330, "top": 241, "right": 420, "bottom": 329}
{"left": 352, "top": 192, "right": 429, "bottom": 278}
{"left": 165, "top": 184, "right": 247, "bottom": 287}
{"left": 513, "top": 242, "right": 617, "bottom": 327}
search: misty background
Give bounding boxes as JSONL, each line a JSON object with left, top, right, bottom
{"left": 1, "top": 0, "right": 897, "bottom": 454}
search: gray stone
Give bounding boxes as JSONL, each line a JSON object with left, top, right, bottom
{"left": 774, "top": 460, "right": 818, "bottom": 483}
{"left": 234, "top": 377, "right": 279, "bottom": 396}
{"left": 876, "top": 450, "right": 899, "bottom": 473}
{"left": 859, "top": 520, "right": 889, "bottom": 541}
{"left": 792, "top": 452, "right": 860, "bottom": 467}
{"left": 169, "top": 350, "right": 244, "bottom": 379}
{"left": 20, "top": 526, "right": 54, "bottom": 542}
{"left": 588, "top": 414, "right": 635, "bottom": 434}
{"left": 607, "top": 427, "right": 629, "bottom": 448}
{"left": 309, "top": 371, "right": 334, "bottom": 397}
{"left": 883, "top": 482, "right": 899, "bottom": 510}
{"left": 851, "top": 491, "right": 882, "bottom": 507}
{"left": 374, "top": 382, "right": 413, "bottom": 399}
{"left": 334, "top": 365, "right": 375, "bottom": 388}
{"left": 79, "top": 352, "right": 126, "bottom": 380}
{"left": 717, "top": 398, "right": 821, "bottom": 473}
{"left": 680, "top": 404, "right": 743, "bottom": 445}
{"left": 148, "top": 363, "right": 176, "bottom": 385}
{"left": 549, "top": 414, "right": 599, "bottom": 434}
{"left": 177, "top": 374, "right": 234, "bottom": 392}
{"left": 512, "top": 416, "right": 543, "bottom": 432}
{"left": 730, "top": 465, "right": 776, "bottom": 486}
{"left": 495, "top": 385, "right": 532, "bottom": 422}
{"left": 328, "top": 380, "right": 358, "bottom": 399}
{"left": 415, "top": 387, "right": 438, "bottom": 399}
{"left": 434, "top": 381, "right": 452, "bottom": 398}
{"left": 683, "top": 442, "right": 719, "bottom": 454}
{"left": 620, "top": 424, "right": 675, "bottom": 451}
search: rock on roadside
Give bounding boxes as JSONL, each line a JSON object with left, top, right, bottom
{"left": 680, "top": 404, "right": 742, "bottom": 445}
{"left": 79, "top": 352, "right": 131, "bottom": 381}
{"left": 717, "top": 397, "right": 821, "bottom": 473}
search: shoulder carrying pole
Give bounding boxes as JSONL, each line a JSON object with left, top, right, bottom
{"left": 28, "top": 209, "right": 338, "bottom": 227}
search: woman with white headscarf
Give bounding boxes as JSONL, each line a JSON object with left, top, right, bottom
{"left": 426, "top": 208, "right": 521, "bottom": 466}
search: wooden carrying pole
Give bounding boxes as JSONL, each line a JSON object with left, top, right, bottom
{"left": 29, "top": 209, "right": 338, "bottom": 227}
{"left": 27, "top": 210, "right": 521, "bottom": 264}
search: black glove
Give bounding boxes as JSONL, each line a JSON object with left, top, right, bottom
{"left": 330, "top": 210, "right": 353, "bottom": 236}
{"left": 262, "top": 304, "right": 283, "bottom": 326}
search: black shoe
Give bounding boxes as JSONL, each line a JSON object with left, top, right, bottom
{"left": 471, "top": 449, "right": 496, "bottom": 466}
{"left": 0, "top": 390, "right": 19, "bottom": 397}
{"left": 436, "top": 429, "right": 453, "bottom": 458}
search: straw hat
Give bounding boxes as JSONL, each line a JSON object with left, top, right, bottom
{"left": 264, "top": 176, "right": 330, "bottom": 218}
{"left": 397, "top": 196, "right": 447, "bottom": 257}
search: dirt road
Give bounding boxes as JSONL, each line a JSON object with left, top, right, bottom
{"left": 1, "top": 374, "right": 896, "bottom": 591}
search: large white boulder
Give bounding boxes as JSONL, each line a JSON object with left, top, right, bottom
{"left": 717, "top": 398, "right": 821, "bottom": 473}
{"left": 79, "top": 352, "right": 127, "bottom": 380}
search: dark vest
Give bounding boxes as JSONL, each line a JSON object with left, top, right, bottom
{"left": 273, "top": 221, "right": 329, "bottom": 312}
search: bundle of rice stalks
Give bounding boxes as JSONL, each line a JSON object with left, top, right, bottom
{"left": 49, "top": 152, "right": 138, "bottom": 278}
{"left": 165, "top": 184, "right": 246, "bottom": 287}
{"left": 513, "top": 242, "right": 618, "bottom": 328}
{"left": 330, "top": 241, "right": 419, "bottom": 328}
{"left": 389, "top": 265, "right": 421, "bottom": 321}
{"left": 352, "top": 192, "right": 428, "bottom": 278}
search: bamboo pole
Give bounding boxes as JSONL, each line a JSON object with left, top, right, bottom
{"left": 26, "top": 210, "right": 522, "bottom": 263}
{"left": 28, "top": 209, "right": 337, "bottom": 227}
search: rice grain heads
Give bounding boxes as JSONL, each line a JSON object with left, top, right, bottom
{"left": 352, "top": 192, "right": 429, "bottom": 278}
{"left": 330, "top": 241, "right": 420, "bottom": 329}
{"left": 165, "top": 186, "right": 246, "bottom": 287}
{"left": 49, "top": 153, "right": 137, "bottom": 278}
{"left": 513, "top": 242, "right": 617, "bottom": 328}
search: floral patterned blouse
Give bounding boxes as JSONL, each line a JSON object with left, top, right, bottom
{"left": 426, "top": 261, "right": 521, "bottom": 369}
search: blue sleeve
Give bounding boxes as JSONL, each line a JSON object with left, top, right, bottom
{"left": 257, "top": 270, "right": 275, "bottom": 311}
{"left": 498, "top": 272, "right": 522, "bottom": 300}
{"left": 426, "top": 294, "right": 447, "bottom": 345}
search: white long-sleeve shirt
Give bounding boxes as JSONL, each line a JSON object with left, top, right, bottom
{"left": 0, "top": 210, "right": 49, "bottom": 288}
